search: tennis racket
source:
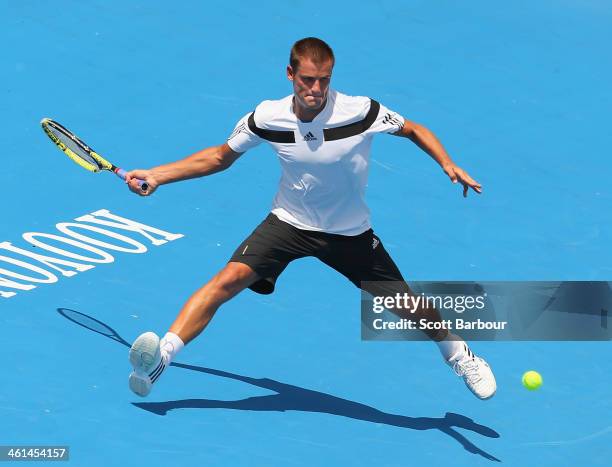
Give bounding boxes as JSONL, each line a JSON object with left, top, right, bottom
{"left": 41, "top": 118, "right": 148, "bottom": 192}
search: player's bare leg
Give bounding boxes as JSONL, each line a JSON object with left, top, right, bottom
{"left": 128, "top": 262, "right": 258, "bottom": 396}
{"left": 169, "top": 262, "right": 259, "bottom": 343}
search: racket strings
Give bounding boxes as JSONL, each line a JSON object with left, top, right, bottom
{"left": 44, "top": 123, "right": 102, "bottom": 172}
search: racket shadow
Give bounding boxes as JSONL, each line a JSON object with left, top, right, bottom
{"left": 57, "top": 308, "right": 501, "bottom": 462}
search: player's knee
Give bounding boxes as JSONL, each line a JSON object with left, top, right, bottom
{"left": 210, "top": 263, "right": 256, "bottom": 300}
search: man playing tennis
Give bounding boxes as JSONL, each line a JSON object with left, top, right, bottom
{"left": 125, "top": 37, "right": 496, "bottom": 400}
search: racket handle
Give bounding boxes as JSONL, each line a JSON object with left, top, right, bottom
{"left": 115, "top": 168, "right": 149, "bottom": 192}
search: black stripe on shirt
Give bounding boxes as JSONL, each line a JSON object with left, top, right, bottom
{"left": 323, "top": 99, "right": 380, "bottom": 141}
{"left": 248, "top": 112, "right": 296, "bottom": 143}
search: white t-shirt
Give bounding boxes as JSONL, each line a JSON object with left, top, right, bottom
{"left": 227, "top": 89, "right": 405, "bottom": 235}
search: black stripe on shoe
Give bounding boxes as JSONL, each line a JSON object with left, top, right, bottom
{"left": 148, "top": 357, "right": 166, "bottom": 381}
{"left": 150, "top": 364, "right": 166, "bottom": 384}
{"left": 151, "top": 366, "right": 165, "bottom": 384}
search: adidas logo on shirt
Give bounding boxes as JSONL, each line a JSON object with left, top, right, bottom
{"left": 303, "top": 131, "right": 317, "bottom": 141}
{"left": 372, "top": 237, "right": 380, "bottom": 249}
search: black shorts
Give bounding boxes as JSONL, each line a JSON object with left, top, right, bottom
{"left": 229, "top": 213, "right": 409, "bottom": 295}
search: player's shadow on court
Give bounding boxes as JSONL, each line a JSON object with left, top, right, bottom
{"left": 57, "top": 308, "right": 500, "bottom": 462}
{"left": 138, "top": 363, "right": 500, "bottom": 461}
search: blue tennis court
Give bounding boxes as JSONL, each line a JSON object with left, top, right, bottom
{"left": 2, "top": 1, "right": 611, "bottom": 465}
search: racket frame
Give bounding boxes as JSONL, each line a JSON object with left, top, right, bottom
{"left": 40, "top": 118, "right": 148, "bottom": 191}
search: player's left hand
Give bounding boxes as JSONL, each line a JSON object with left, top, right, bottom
{"left": 442, "top": 164, "right": 482, "bottom": 197}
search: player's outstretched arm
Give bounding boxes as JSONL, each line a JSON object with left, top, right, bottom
{"left": 394, "top": 120, "right": 482, "bottom": 197}
{"left": 125, "top": 143, "right": 243, "bottom": 196}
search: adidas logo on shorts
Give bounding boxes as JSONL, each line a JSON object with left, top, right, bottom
{"left": 303, "top": 131, "right": 317, "bottom": 141}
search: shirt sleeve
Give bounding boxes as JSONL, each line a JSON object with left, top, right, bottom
{"left": 367, "top": 102, "right": 405, "bottom": 135}
{"left": 226, "top": 112, "right": 262, "bottom": 153}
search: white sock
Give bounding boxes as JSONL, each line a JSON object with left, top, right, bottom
{"left": 160, "top": 332, "right": 185, "bottom": 364}
{"left": 436, "top": 333, "right": 470, "bottom": 361}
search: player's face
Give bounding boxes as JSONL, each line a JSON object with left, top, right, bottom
{"left": 287, "top": 58, "right": 333, "bottom": 111}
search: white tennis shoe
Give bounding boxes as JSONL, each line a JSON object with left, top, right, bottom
{"left": 448, "top": 347, "right": 497, "bottom": 400}
{"left": 129, "top": 332, "right": 168, "bottom": 397}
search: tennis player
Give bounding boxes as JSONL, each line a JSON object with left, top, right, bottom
{"left": 125, "top": 37, "right": 496, "bottom": 400}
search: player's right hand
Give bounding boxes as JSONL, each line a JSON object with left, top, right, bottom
{"left": 125, "top": 169, "right": 159, "bottom": 196}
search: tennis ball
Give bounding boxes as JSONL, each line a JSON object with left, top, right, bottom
{"left": 522, "top": 370, "right": 543, "bottom": 390}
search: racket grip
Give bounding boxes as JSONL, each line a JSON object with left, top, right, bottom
{"left": 115, "top": 168, "right": 149, "bottom": 192}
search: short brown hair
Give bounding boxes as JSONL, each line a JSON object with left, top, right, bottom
{"left": 289, "top": 37, "right": 335, "bottom": 71}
